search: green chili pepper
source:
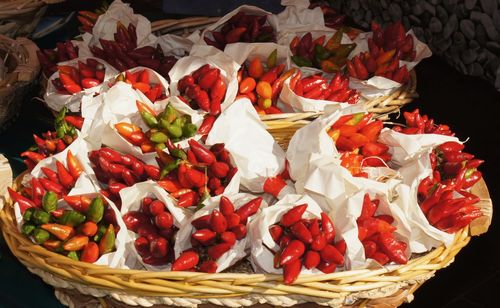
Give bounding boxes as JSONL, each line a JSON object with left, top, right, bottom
{"left": 67, "top": 251, "right": 80, "bottom": 261}
{"left": 23, "top": 207, "right": 35, "bottom": 222}
{"left": 32, "top": 210, "right": 51, "bottom": 225}
{"left": 60, "top": 210, "right": 86, "bottom": 227}
{"left": 156, "top": 143, "right": 166, "bottom": 150}
{"left": 33, "top": 228, "right": 50, "bottom": 244}
{"left": 314, "top": 44, "right": 331, "bottom": 61}
{"left": 160, "top": 159, "right": 181, "bottom": 178}
{"left": 141, "top": 111, "right": 158, "bottom": 128}
{"left": 21, "top": 223, "right": 36, "bottom": 236}
{"left": 183, "top": 123, "right": 197, "bottom": 138}
{"left": 42, "top": 191, "right": 58, "bottom": 213}
{"left": 87, "top": 197, "right": 104, "bottom": 223}
{"left": 332, "top": 43, "right": 356, "bottom": 59}
{"left": 150, "top": 131, "right": 169, "bottom": 143}
{"left": 167, "top": 124, "right": 183, "bottom": 138}
{"left": 94, "top": 224, "right": 107, "bottom": 242}
{"left": 267, "top": 49, "right": 278, "bottom": 68}
{"left": 162, "top": 104, "right": 177, "bottom": 123}
{"left": 99, "top": 224, "right": 115, "bottom": 255}
{"left": 291, "top": 55, "right": 313, "bottom": 67}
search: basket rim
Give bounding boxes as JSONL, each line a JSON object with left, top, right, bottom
{"left": 0, "top": 170, "right": 492, "bottom": 302}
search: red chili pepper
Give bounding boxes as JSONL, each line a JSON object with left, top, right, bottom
{"left": 363, "top": 240, "right": 377, "bottom": 258}
{"left": 199, "top": 260, "right": 218, "bottom": 273}
{"left": 317, "top": 260, "right": 336, "bottom": 274}
{"left": 269, "top": 225, "right": 283, "bottom": 243}
{"left": 210, "top": 162, "right": 230, "bottom": 179}
{"left": 320, "top": 244, "right": 344, "bottom": 265}
{"left": 235, "top": 196, "right": 263, "bottom": 222}
{"left": 208, "top": 242, "right": 232, "bottom": 260}
{"left": 290, "top": 221, "right": 313, "bottom": 244}
{"left": 55, "top": 160, "right": 74, "bottom": 189}
{"left": 310, "top": 233, "right": 327, "bottom": 251}
{"left": 209, "top": 209, "right": 228, "bottom": 234}
{"left": 187, "top": 139, "right": 216, "bottom": 165}
{"left": 39, "top": 178, "right": 64, "bottom": 195}
{"left": 378, "top": 233, "right": 408, "bottom": 264}
{"left": 31, "top": 178, "right": 45, "bottom": 207}
{"left": 219, "top": 196, "right": 235, "bottom": 215}
{"left": 172, "top": 250, "right": 199, "bottom": 271}
{"left": 320, "top": 212, "right": 336, "bottom": 243}
{"left": 263, "top": 176, "right": 287, "bottom": 198}
{"left": 280, "top": 204, "right": 307, "bottom": 227}
{"left": 177, "top": 191, "right": 199, "bottom": 208}
{"left": 463, "top": 170, "right": 482, "bottom": 189}
{"left": 280, "top": 239, "right": 305, "bottom": 265}
{"left": 7, "top": 187, "right": 37, "bottom": 213}
{"left": 443, "top": 151, "right": 474, "bottom": 163}
{"left": 191, "top": 228, "right": 216, "bottom": 245}
{"left": 358, "top": 217, "right": 396, "bottom": 238}
{"left": 66, "top": 150, "right": 84, "bottom": 179}
{"left": 21, "top": 151, "right": 46, "bottom": 163}
{"left": 185, "top": 168, "right": 207, "bottom": 188}
{"left": 283, "top": 258, "right": 302, "bottom": 284}
{"left": 360, "top": 193, "right": 377, "bottom": 219}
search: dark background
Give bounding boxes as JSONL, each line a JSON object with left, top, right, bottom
{"left": 1, "top": 1, "right": 499, "bottom": 307}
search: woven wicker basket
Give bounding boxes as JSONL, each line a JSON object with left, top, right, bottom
{"left": 0, "top": 0, "right": 64, "bottom": 37}
{"left": 0, "top": 139, "right": 492, "bottom": 308}
{"left": 0, "top": 34, "right": 40, "bottom": 131}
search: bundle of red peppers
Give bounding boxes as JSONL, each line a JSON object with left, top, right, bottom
{"left": 236, "top": 50, "right": 291, "bottom": 114}
{"left": 22, "top": 108, "right": 83, "bottom": 170}
{"left": 357, "top": 194, "right": 408, "bottom": 265}
{"left": 37, "top": 41, "right": 80, "bottom": 78}
{"left": 89, "top": 21, "right": 178, "bottom": 80}
{"left": 114, "top": 70, "right": 167, "bottom": 103}
{"left": 327, "top": 112, "right": 389, "bottom": 177}
{"left": 290, "top": 71, "right": 360, "bottom": 104}
{"left": 156, "top": 140, "right": 237, "bottom": 205}
{"left": 418, "top": 141, "right": 483, "bottom": 233}
{"left": 52, "top": 59, "right": 106, "bottom": 94}
{"left": 269, "top": 204, "right": 345, "bottom": 284}
{"left": 172, "top": 196, "right": 262, "bottom": 272}
{"left": 290, "top": 30, "right": 356, "bottom": 73}
{"left": 124, "top": 197, "right": 177, "bottom": 265}
{"left": 204, "top": 12, "right": 276, "bottom": 50}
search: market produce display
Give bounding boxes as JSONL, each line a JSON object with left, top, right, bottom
{"left": 0, "top": 1, "right": 492, "bottom": 307}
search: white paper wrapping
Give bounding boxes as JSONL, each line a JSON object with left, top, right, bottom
{"left": 206, "top": 99, "right": 286, "bottom": 193}
{"left": 155, "top": 34, "right": 193, "bottom": 58}
{"left": 119, "top": 181, "right": 192, "bottom": 270}
{"left": 168, "top": 48, "right": 240, "bottom": 120}
{"left": 349, "top": 30, "right": 432, "bottom": 99}
{"left": 198, "top": 5, "right": 279, "bottom": 47}
{"left": 174, "top": 193, "right": 267, "bottom": 272}
{"left": 81, "top": 80, "right": 161, "bottom": 158}
{"left": 13, "top": 181, "right": 128, "bottom": 268}
{"left": 333, "top": 189, "right": 411, "bottom": 269}
{"left": 87, "top": 0, "right": 157, "bottom": 50}
{"left": 394, "top": 152, "right": 455, "bottom": 251}
{"left": 378, "top": 128, "right": 460, "bottom": 166}
{"left": 249, "top": 194, "right": 331, "bottom": 274}
{"left": 44, "top": 57, "right": 118, "bottom": 113}
{"left": 276, "top": 0, "right": 325, "bottom": 32}
{"left": 286, "top": 105, "right": 364, "bottom": 186}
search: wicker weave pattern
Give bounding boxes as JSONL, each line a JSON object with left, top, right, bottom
{"left": 0, "top": 164, "right": 491, "bottom": 307}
